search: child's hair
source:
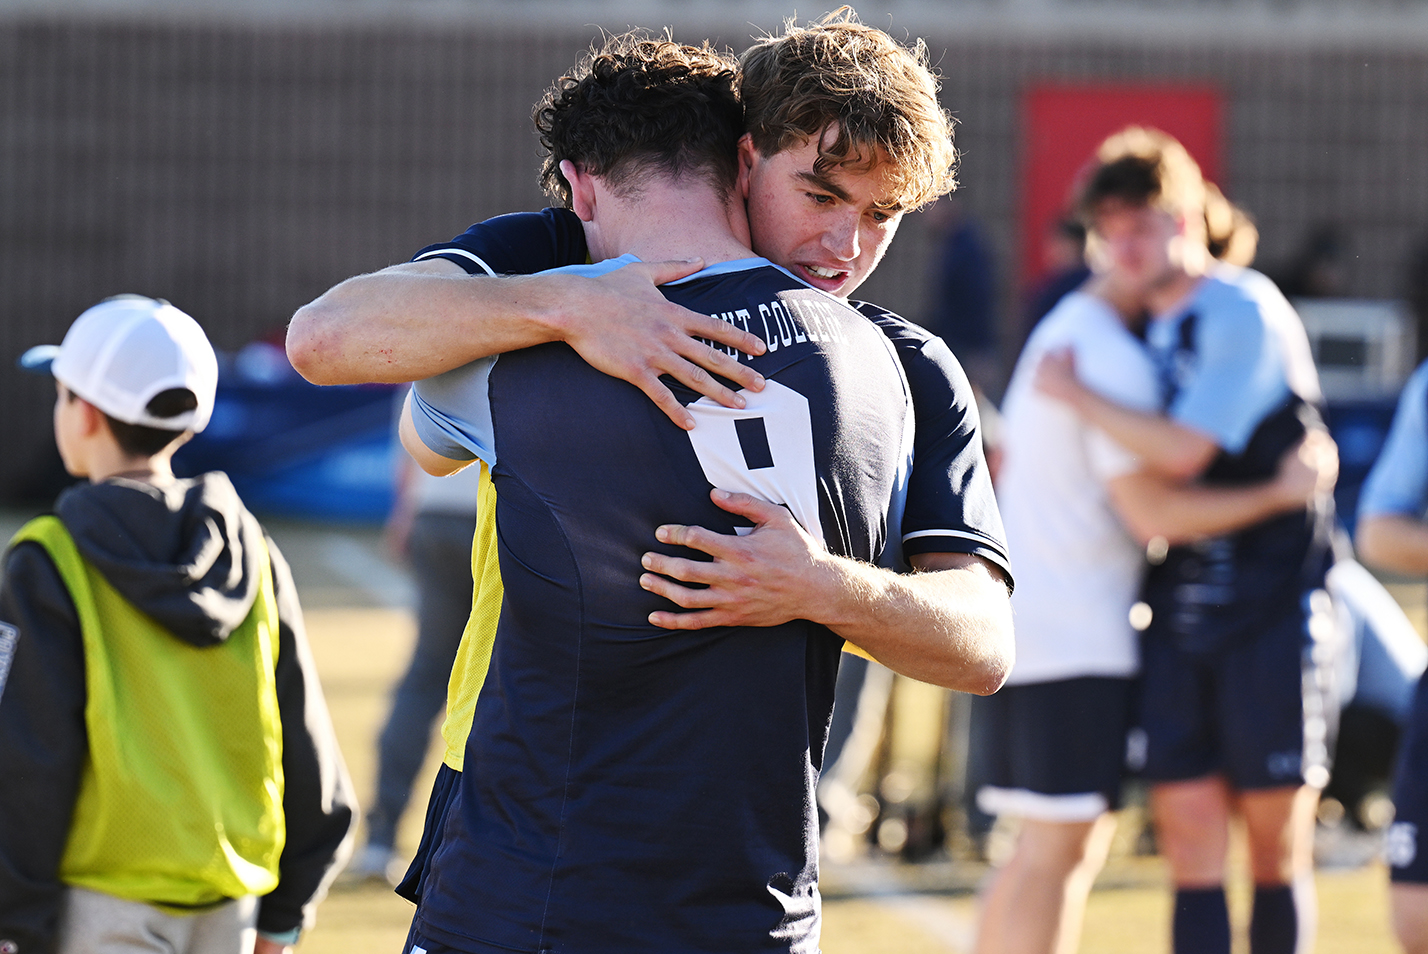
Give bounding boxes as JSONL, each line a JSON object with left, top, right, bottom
{"left": 70, "top": 386, "right": 197, "bottom": 457}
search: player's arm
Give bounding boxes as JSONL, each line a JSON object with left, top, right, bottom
{"left": 1105, "top": 429, "right": 1337, "bottom": 546}
{"left": 0, "top": 545, "right": 88, "bottom": 954}
{"left": 288, "top": 261, "right": 767, "bottom": 431}
{"left": 399, "top": 390, "right": 475, "bottom": 477}
{"left": 1356, "top": 362, "right": 1428, "bottom": 574}
{"left": 1358, "top": 516, "right": 1428, "bottom": 575}
{"left": 1035, "top": 346, "right": 1217, "bottom": 480}
{"left": 640, "top": 490, "right": 1014, "bottom": 695}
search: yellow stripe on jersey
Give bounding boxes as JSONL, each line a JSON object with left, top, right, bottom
{"left": 441, "top": 460, "right": 503, "bottom": 771}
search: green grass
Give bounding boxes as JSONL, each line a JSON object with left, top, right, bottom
{"left": 295, "top": 602, "right": 1405, "bottom": 953}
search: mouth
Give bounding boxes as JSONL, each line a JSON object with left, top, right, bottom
{"left": 796, "top": 263, "right": 850, "bottom": 291}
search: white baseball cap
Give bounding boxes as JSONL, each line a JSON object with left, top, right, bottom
{"left": 20, "top": 295, "right": 218, "bottom": 433}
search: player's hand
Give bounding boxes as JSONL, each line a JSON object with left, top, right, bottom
{"left": 1274, "top": 428, "right": 1339, "bottom": 507}
{"left": 1032, "top": 347, "right": 1085, "bottom": 407}
{"left": 555, "top": 260, "right": 767, "bottom": 430}
{"left": 640, "top": 489, "right": 830, "bottom": 629}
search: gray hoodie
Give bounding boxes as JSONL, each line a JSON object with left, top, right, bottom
{"left": 0, "top": 473, "right": 357, "bottom": 954}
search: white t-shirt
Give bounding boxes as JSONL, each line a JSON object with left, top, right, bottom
{"left": 997, "top": 291, "right": 1160, "bottom": 685}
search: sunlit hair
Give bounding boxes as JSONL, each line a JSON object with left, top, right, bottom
{"left": 534, "top": 32, "right": 743, "bottom": 206}
{"left": 1204, "top": 180, "right": 1258, "bottom": 266}
{"left": 1078, "top": 126, "right": 1208, "bottom": 226}
{"left": 739, "top": 7, "right": 957, "bottom": 210}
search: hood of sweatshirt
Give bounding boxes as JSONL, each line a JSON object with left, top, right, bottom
{"left": 55, "top": 472, "right": 267, "bottom": 647}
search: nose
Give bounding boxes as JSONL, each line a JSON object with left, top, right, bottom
{"left": 823, "top": 213, "right": 861, "bottom": 262}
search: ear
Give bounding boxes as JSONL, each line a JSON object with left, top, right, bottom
{"left": 736, "top": 134, "right": 759, "bottom": 202}
{"left": 561, "top": 160, "right": 597, "bottom": 223}
{"left": 75, "top": 398, "right": 107, "bottom": 437}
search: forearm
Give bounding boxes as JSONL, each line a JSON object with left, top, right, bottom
{"left": 808, "top": 554, "right": 1013, "bottom": 694}
{"left": 287, "top": 263, "right": 568, "bottom": 385}
{"left": 1067, "top": 387, "right": 1216, "bottom": 480}
{"left": 1109, "top": 471, "right": 1301, "bottom": 547}
{"left": 1357, "top": 514, "right": 1428, "bottom": 575}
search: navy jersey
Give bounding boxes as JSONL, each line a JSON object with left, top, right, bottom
{"left": 415, "top": 210, "right": 1011, "bottom": 582}
{"left": 1141, "top": 268, "right": 1333, "bottom": 653}
{"left": 410, "top": 256, "right": 914, "bottom": 953}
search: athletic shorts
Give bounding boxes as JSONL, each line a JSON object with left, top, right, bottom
{"left": 405, "top": 928, "right": 477, "bottom": 954}
{"left": 1389, "top": 674, "right": 1428, "bottom": 883}
{"left": 394, "top": 762, "right": 461, "bottom": 905}
{"left": 973, "top": 675, "right": 1135, "bottom": 822}
{"left": 1138, "top": 604, "right": 1334, "bottom": 790}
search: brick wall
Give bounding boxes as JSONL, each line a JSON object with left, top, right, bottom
{"left": 3, "top": 15, "right": 1428, "bottom": 500}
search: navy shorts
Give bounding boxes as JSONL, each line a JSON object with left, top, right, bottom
{"left": 1138, "top": 604, "right": 1334, "bottom": 790}
{"left": 972, "top": 676, "right": 1135, "bottom": 821}
{"left": 404, "top": 928, "right": 476, "bottom": 954}
{"left": 1389, "top": 674, "right": 1428, "bottom": 883}
{"left": 394, "top": 762, "right": 461, "bottom": 905}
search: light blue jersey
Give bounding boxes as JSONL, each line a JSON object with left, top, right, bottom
{"left": 1358, "top": 359, "right": 1428, "bottom": 521}
{"left": 1148, "top": 265, "right": 1321, "bottom": 452}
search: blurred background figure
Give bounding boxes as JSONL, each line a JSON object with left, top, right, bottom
{"left": 1404, "top": 234, "right": 1428, "bottom": 366}
{"left": 1021, "top": 217, "right": 1091, "bottom": 337}
{"left": 347, "top": 414, "right": 478, "bottom": 884}
{"left": 920, "top": 195, "right": 1000, "bottom": 396}
{"left": 1274, "top": 223, "right": 1353, "bottom": 300}
{"left": 1033, "top": 127, "right": 1336, "bottom": 954}
{"left": 1356, "top": 357, "right": 1428, "bottom": 954}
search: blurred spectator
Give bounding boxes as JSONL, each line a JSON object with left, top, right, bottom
{"left": 1022, "top": 217, "right": 1091, "bottom": 335}
{"left": 347, "top": 417, "right": 478, "bottom": 883}
{"left": 1274, "top": 222, "right": 1351, "bottom": 299}
{"left": 921, "top": 196, "right": 1000, "bottom": 394}
{"left": 1354, "top": 357, "right": 1428, "bottom": 952}
{"left": 1404, "top": 234, "right": 1428, "bottom": 364}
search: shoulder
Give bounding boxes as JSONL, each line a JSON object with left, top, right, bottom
{"left": 850, "top": 301, "right": 964, "bottom": 369}
{"left": 1192, "top": 268, "right": 1281, "bottom": 332}
{"left": 1035, "top": 291, "right": 1120, "bottom": 341}
{"left": 412, "top": 208, "right": 587, "bottom": 276}
{"left": 1405, "top": 359, "right": 1428, "bottom": 404}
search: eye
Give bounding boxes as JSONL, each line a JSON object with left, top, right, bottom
{"left": 806, "top": 192, "right": 834, "bottom": 205}
{"left": 869, "top": 210, "right": 891, "bottom": 224}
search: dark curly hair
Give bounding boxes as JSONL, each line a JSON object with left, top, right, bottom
{"left": 534, "top": 33, "right": 743, "bottom": 206}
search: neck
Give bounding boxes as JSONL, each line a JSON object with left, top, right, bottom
{"left": 86, "top": 449, "right": 176, "bottom": 486}
{"left": 584, "top": 178, "right": 752, "bottom": 265}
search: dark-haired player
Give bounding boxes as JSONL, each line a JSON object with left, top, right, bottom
{"left": 390, "top": 33, "right": 1005, "bottom": 954}
{"left": 287, "top": 11, "right": 1013, "bottom": 898}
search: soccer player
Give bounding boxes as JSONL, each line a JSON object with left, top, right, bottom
{"left": 1355, "top": 358, "right": 1428, "bottom": 953}
{"left": 284, "top": 12, "right": 1010, "bottom": 644}
{"left": 394, "top": 34, "right": 983, "bottom": 954}
{"left": 287, "top": 8, "right": 1013, "bottom": 873}
{"left": 1035, "top": 127, "right": 1335, "bottom": 954}
{"left": 978, "top": 188, "right": 1333, "bottom": 954}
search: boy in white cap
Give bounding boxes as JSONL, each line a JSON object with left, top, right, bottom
{"left": 0, "top": 296, "right": 356, "bottom": 954}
